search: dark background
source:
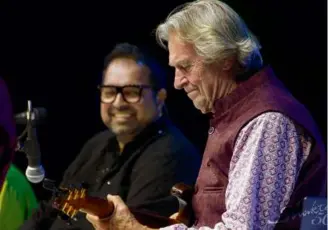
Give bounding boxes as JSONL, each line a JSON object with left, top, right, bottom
{"left": 1, "top": 0, "right": 326, "bottom": 200}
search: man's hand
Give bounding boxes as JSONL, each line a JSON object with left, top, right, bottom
{"left": 86, "top": 194, "right": 156, "bottom": 230}
{"left": 169, "top": 212, "right": 179, "bottom": 220}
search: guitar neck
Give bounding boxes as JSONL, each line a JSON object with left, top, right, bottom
{"left": 78, "top": 196, "right": 114, "bottom": 219}
{"left": 77, "top": 196, "right": 179, "bottom": 228}
{"left": 53, "top": 183, "right": 194, "bottom": 228}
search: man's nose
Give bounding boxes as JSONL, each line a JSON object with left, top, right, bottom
{"left": 112, "top": 93, "right": 127, "bottom": 107}
{"left": 174, "top": 70, "right": 188, "bottom": 89}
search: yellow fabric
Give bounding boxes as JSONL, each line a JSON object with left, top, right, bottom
{"left": 0, "top": 165, "right": 38, "bottom": 230}
{"left": 0, "top": 179, "right": 8, "bottom": 211}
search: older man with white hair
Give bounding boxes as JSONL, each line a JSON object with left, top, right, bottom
{"left": 86, "top": 1, "right": 326, "bottom": 229}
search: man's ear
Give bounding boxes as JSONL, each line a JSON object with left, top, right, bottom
{"left": 222, "top": 56, "right": 237, "bottom": 71}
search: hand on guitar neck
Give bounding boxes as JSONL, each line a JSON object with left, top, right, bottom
{"left": 51, "top": 182, "right": 194, "bottom": 230}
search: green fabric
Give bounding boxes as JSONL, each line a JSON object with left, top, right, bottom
{"left": 0, "top": 165, "right": 38, "bottom": 230}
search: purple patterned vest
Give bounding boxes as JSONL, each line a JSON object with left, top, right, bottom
{"left": 192, "top": 66, "right": 326, "bottom": 229}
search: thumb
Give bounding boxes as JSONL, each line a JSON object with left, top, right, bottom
{"left": 170, "top": 212, "right": 179, "bottom": 219}
{"left": 106, "top": 194, "right": 127, "bottom": 211}
{"left": 107, "top": 194, "right": 124, "bottom": 205}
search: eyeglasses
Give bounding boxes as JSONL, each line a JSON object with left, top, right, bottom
{"left": 98, "top": 84, "right": 153, "bottom": 104}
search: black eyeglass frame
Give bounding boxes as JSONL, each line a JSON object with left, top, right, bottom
{"left": 97, "top": 84, "right": 154, "bottom": 104}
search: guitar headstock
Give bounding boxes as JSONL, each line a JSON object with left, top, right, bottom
{"left": 42, "top": 179, "right": 90, "bottom": 220}
{"left": 42, "top": 179, "right": 113, "bottom": 221}
{"left": 52, "top": 186, "right": 88, "bottom": 219}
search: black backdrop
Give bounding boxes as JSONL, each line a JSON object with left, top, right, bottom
{"left": 0, "top": 0, "right": 326, "bottom": 200}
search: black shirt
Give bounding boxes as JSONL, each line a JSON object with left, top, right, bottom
{"left": 20, "top": 117, "right": 201, "bottom": 230}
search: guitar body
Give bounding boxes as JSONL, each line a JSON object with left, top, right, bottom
{"left": 51, "top": 183, "right": 194, "bottom": 228}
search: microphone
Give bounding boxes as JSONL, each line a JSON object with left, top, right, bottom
{"left": 15, "top": 107, "right": 47, "bottom": 125}
{"left": 20, "top": 101, "right": 46, "bottom": 183}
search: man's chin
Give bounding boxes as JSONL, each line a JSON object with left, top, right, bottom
{"left": 111, "top": 123, "right": 138, "bottom": 136}
{"left": 193, "top": 98, "right": 211, "bottom": 114}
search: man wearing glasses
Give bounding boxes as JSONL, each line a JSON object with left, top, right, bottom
{"left": 20, "top": 43, "right": 201, "bottom": 230}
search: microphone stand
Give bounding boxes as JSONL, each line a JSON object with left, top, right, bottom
{"left": 16, "top": 101, "right": 30, "bottom": 152}
{"left": 16, "top": 100, "right": 33, "bottom": 152}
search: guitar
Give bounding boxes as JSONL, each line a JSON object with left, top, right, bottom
{"left": 49, "top": 181, "right": 194, "bottom": 228}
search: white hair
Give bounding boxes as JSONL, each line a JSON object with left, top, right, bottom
{"left": 156, "top": 0, "right": 263, "bottom": 70}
